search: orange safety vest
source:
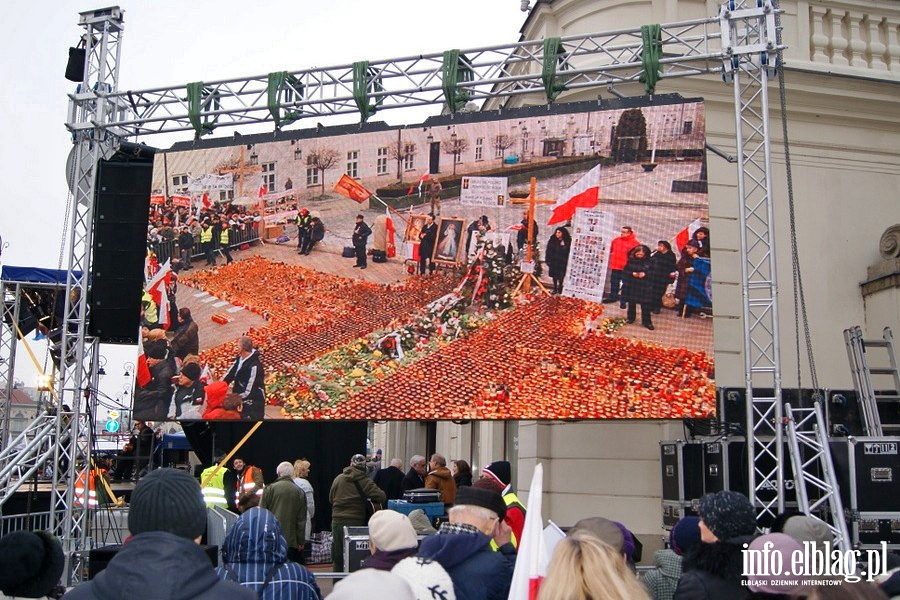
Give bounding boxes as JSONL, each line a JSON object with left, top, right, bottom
{"left": 234, "top": 466, "right": 264, "bottom": 503}
{"left": 74, "top": 468, "right": 98, "bottom": 508}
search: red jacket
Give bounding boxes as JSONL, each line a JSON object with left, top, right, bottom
{"left": 609, "top": 233, "right": 640, "bottom": 270}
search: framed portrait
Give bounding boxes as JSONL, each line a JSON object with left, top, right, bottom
{"left": 433, "top": 217, "right": 466, "bottom": 264}
{"left": 404, "top": 214, "right": 427, "bottom": 243}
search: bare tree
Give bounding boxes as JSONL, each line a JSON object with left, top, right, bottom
{"left": 387, "top": 139, "right": 417, "bottom": 181}
{"left": 492, "top": 134, "right": 514, "bottom": 166}
{"left": 442, "top": 136, "right": 470, "bottom": 176}
{"left": 306, "top": 147, "right": 340, "bottom": 196}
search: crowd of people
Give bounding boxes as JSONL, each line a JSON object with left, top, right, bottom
{"left": 3, "top": 462, "right": 899, "bottom": 599}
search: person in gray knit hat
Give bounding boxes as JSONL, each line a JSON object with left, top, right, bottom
{"left": 63, "top": 469, "right": 254, "bottom": 600}
{"left": 672, "top": 490, "right": 758, "bottom": 600}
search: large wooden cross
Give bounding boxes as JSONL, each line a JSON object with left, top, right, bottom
{"left": 218, "top": 145, "right": 263, "bottom": 198}
{"left": 510, "top": 176, "right": 555, "bottom": 293}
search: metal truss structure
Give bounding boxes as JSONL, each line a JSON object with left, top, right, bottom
{"left": 0, "top": 0, "right": 804, "bottom": 582}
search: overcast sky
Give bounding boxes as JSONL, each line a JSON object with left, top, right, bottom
{"left": 1, "top": 1, "right": 528, "bottom": 393}
{"left": 0, "top": 0, "right": 528, "bottom": 269}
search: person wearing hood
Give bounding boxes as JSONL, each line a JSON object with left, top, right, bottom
{"left": 63, "top": 469, "right": 255, "bottom": 600}
{"left": 0, "top": 530, "right": 65, "bottom": 600}
{"left": 329, "top": 454, "right": 387, "bottom": 570}
{"left": 416, "top": 486, "right": 515, "bottom": 600}
{"left": 215, "top": 507, "right": 321, "bottom": 600}
{"left": 423, "top": 453, "right": 457, "bottom": 504}
{"left": 202, "top": 382, "right": 242, "bottom": 420}
{"left": 673, "top": 490, "right": 758, "bottom": 600}
{"left": 643, "top": 516, "right": 700, "bottom": 600}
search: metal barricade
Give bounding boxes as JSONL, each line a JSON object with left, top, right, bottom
{"left": 207, "top": 506, "right": 238, "bottom": 564}
{"left": 0, "top": 510, "right": 56, "bottom": 537}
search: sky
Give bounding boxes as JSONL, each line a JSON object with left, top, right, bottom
{"left": 0, "top": 0, "right": 529, "bottom": 396}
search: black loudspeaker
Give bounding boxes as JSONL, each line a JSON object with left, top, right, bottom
{"left": 88, "top": 143, "right": 156, "bottom": 344}
{"left": 65, "top": 46, "right": 87, "bottom": 82}
{"left": 89, "top": 543, "right": 218, "bottom": 578}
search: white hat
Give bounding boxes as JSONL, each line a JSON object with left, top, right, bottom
{"left": 368, "top": 510, "right": 418, "bottom": 553}
{"left": 392, "top": 556, "right": 456, "bottom": 600}
{"left": 329, "top": 568, "right": 414, "bottom": 600}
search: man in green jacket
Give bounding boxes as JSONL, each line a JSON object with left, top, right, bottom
{"left": 260, "top": 461, "right": 308, "bottom": 564}
{"left": 328, "top": 453, "right": 386, "bottom": 570}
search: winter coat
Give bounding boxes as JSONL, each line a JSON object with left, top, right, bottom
{"left": 329, "top": 465, "right": 386, "bottom": 523}
{"left": 223, "top": 350, "right": 266, "bottom": 420}
{"left": 292, "top": 477, "right": 316, "bottom": 541}
{"left": 643, "top": 549, "right": 683, "bottom": 600}
{"left": 310, "top": 221, "right": 325, "bottom": 243}
{"left": 352, "top": 221, "right": 372, "bottom": 247}
{"left": 373, "top": 465, "right": 406, "bottom": 500}
{"left": 401, "top": 467, "right": 425, "bottom": 492}
{"left": 424, "top": 466, "right": 457, "bottom": 503}
{"left": 62, "top": 531, "right": 256, "bottom": 600}
{"left": 673, "top": 537, "right": 753, "bottom": 600}
{"left": 544, "top": 230, "right": 572, "bottom": 280}
{"left": 260, "top": 476, "right": 308, "bottom": 547}
{"left": 170, "top": 319, "right": 199, "bottom": 360}
{"left": 167, "top": 379, "right": 205, "bottom": 420}
{"left": 649, "top": 249, "right": 677, "bottom": 299}
{"left": 133, "top": 359, "right": 175, "bottom": 421}
{"left": 675, "top": 253, "right": 694, "bottom": 301}
{"left": 361, "top": 547, "right": 418, "bottom": 571}
{"left": 454, "top": 473, "right": 473, "bottom": 488}
{"left": 418, "top": 528, "right": 516, "bottom": 600}
{"left": 216, "top": 508, "right": 322, "bottom": 600}
{"left": 419, "top": 222, "right": 438, "bottom": 259}
{"left": 516, "top": 219, "right": 538, "bottom": 250}
{"left": 609, "top": 232, "right": 640, "bottom": 270}
{"left": 202, "top": 382, "right": 241, "bottom": 420}
{"left": 621, "top": 248, "right": 654, "bottom": 304}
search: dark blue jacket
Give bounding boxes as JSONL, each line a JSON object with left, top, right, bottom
{"left": 417, "top": 529, "right": 515, "bottom": 600}
{"left": 216, "top": 507, "right": 322, "bottom": 600}
{"left": 63, "top": 531, "right": 254, "bottom": 600}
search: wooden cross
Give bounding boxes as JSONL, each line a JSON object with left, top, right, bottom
{"left": 218, "top": 146, "right": 263, "bottom": 198}
{"left": 510, "top": 176, "right": 555, "bottom": 293}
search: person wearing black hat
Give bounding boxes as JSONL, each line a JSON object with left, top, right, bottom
{"left": 167, "top": 361, "right": 205, "bottom": 420}
{"left": 63, "top": 469, "right": 255, "bottom": 600}
{"left": 673, "top": 490, "right": 757, "bottom": 600}
{"left": 328, "top": 453, "right": 387, "bottom": 570}
{"left": 352, "top": 214, "right": 372, "bottom": 269}
{"left": 477, "top": 460, "right": 526, "bottom": 549}
{"left": 0, "top": 530, "right": 65, "bottom": 599}
{"left": 416, "top": 485, "right": 516, "bottom": 600}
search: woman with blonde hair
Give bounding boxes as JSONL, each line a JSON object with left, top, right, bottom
{"left": 292, "top": 459, "right": 315, "bottom": 552}
{"left": 538, "top": 530, "right": 650, "bottom": 600}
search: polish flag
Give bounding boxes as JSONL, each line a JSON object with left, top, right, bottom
{"left": 385, "top": 205, "right": 397, "bottom": 258}
{"left": 547, "top": 164, "right": 601, "bottom": 226}
{"left": 201, "top": 192, "right": 212, "bottom": 209}
{"left": 199, "top": 363, "right": 213, "bottom": 385}
{"left": 508, "top": 463, "right": 552, "bottom": 600}
{"left": 674, "top": 218, "right": 703, "bottom": 252}
{"left": 135, "top": 336, "right": 152, "bottom": 389}
{"left": 144, "top": 259, "right": 172, "bottom": 330}
{"left": 407, "top": 172, "right": 430, "bottom": 196}
{"left": 258, "top": 184, "right": 268, "bottom": 198}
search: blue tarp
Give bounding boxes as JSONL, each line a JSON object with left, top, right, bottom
{"left": 161, "top": 432, "right": 191, "bottom": 450}
{"left": 1, "top": 266, "right": 83, "bottom": 285}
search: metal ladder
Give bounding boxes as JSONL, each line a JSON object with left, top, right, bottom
{"left": 844, "top": 326, "right": 900, "bottom": 436}
{"left": 784, "top": 400, "right": 850, "bottom": 552}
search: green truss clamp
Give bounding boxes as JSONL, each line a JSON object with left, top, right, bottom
{"left": 267, "top": 71, "right": 303, "bottom": 130}
{"left": 542, "top": 37, "right": 568, "bottom": 102}
{"left": 640, "top": 24, "right": 663, "bottom": 95}
{"left": 442, "top": 50, "right": 473, "bottom": 113}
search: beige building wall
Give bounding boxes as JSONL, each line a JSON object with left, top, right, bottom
{"left": 381, "top": 0, "right": 900, "bottom": 552}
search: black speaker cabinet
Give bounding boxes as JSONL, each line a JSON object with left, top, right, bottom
{"left": 88, "top": 143, "right": 156, "bottom": 343}
{"left": 89, "top": 543, "right": 218, "bottom": 578}
{"left": 660, "top": 441, "right": 704, "bottom": 503}
{"left": 703, "top": 438, "right": 747, "bottom": 495}
{"left": 830, "top": 437, "right": 900, "bottom": 514}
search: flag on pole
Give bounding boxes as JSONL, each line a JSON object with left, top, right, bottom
{"left": 547, "top": 164, "right": 602, "bottom": 226}
{"left": 508, "top": 463, "right": 549, "bottom": 600}
{"left": 144, "top": 259, "right": 172, "bottom": 330}
{"left": 135, "top": 335, "right": 152, "bottom": 388}
{"left": 385, "top": 205, "right": 397, "bottom": 258}
{"left": 201, "top": 192, "right": 212, "bottom": 209}
{"left": 258, "top": 184, "right": 268, "bottom": 198}
{"left": 333, "top": 174, "right": 372, "bottom": 203}
{"left": 199, "top": 363, "right": 213, "bottom": 385}
{"left": 407, "top": 171, "right": 431, "bottom": 196}
{"left": 673, "top": 218, "right": 703, "bottom": 252}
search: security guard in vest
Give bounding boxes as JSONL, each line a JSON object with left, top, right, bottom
{"left": 200, "top": 220, "right": 215, "bottom": 266}
{"left": 200, "top": 457, "right": 230, "bottom": 510}
{"left": 481, "top": 460, "right": 526, "bottom": 549}
{"left": 216, "top": 216, "right": 234, "bottom": 264}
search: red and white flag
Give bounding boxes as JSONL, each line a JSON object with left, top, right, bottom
{"left": 508, "top": 463, "right": 550, "bottom": 600}
{"left": 547, "top": 164, "right": 601, "bottom": 226}
{"left": 673, "top": 218, "right": 703, "bottom": 252}
{"left": 407, "top": 172, "right": 431, "bottom": 196}
{"left": 385, "top": 205, "right": 397, "bottom": 258}
{"left": 201, "top": 191, "right": 212, "bottom": 209}
{"left": 144, "top": 259, "right": 172, "bottom": 330}
{"left": 135, "top": 335, "right": 152, "bottom": 388}
{"left": 199, "top": 363, "right": 213, "bottom": 385}
{"left": 258, "top": 184, "right": 268, "bottom": 198}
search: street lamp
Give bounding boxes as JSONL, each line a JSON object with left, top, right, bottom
{"left": 450, "top": 132, "right": 460, "bottom": 175}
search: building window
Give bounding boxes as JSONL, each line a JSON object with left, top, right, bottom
{"left": 475, "top": 137, "right": 484, "bottom": 161}
{"left": 261, "top": 162, "right": 276, "bottom": 193}
{"left": 306, "top": 166, "right": 319, "bottom": 187}
{"left": 494, "top": 137, "right": 505, "bottom": 159}
{"left": 219, "top": 189, "right": 234, "bottom": 203}
{"left": 347, "top": 150, "right": 359, "bottom": 178}
{"left": 172, "top": 174, "right": 189, "bottom": 193}
{"left": 376, "top": 147, "right": 389, "bottom": 175}
{"left": 402, "top": 143, "right": 416, "bottom": 171}
{"left": 682, "top": 121, "right": 693, "bottom": 134}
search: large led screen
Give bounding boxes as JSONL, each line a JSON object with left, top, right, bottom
{"left": 136, "top": 98, "right": 713, "bottom": 421}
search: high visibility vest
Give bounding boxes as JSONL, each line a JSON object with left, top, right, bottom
{"left": 200, "top": 228, "right": 213, "bottom": 244}
{"left": 489, "top": 491, "right": 526, "bottom": 551}
{"left": 235, "top": 466, "right": 263, "bottom": 503}
{"left": 201, "top": 465, "right": 229, "bottom": 508}
{"left": 219, "top": 228, "right": 229, "bottom": 245}
{"left": 142, "top": 291, "right": 158, "bottom": 325}
{"left": 74, "top": 468, "right": 98, "bottom": 508}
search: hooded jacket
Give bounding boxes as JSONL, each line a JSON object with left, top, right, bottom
{"left": 203, "top": 381, "right": 241, "bottom": 420}
{"left": 643, "top": 548, "right": 683, "bottom": 600}
{"left": 329, "top": 465, "right": 386, "bottom": 523}
{"left": 216, "top": 508, "right": 321, "bottom": 600}
{"left": 424, "top": 466, "right": 457, "bottom": 503}
{"left": 417, "top": 527, "right": 515, "bottom": 600}
{"left": 62, "top": 531, "right": 255, "bottom": 600}
{"left": 673, "top": 537, "right": 753, "bottom": 600}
